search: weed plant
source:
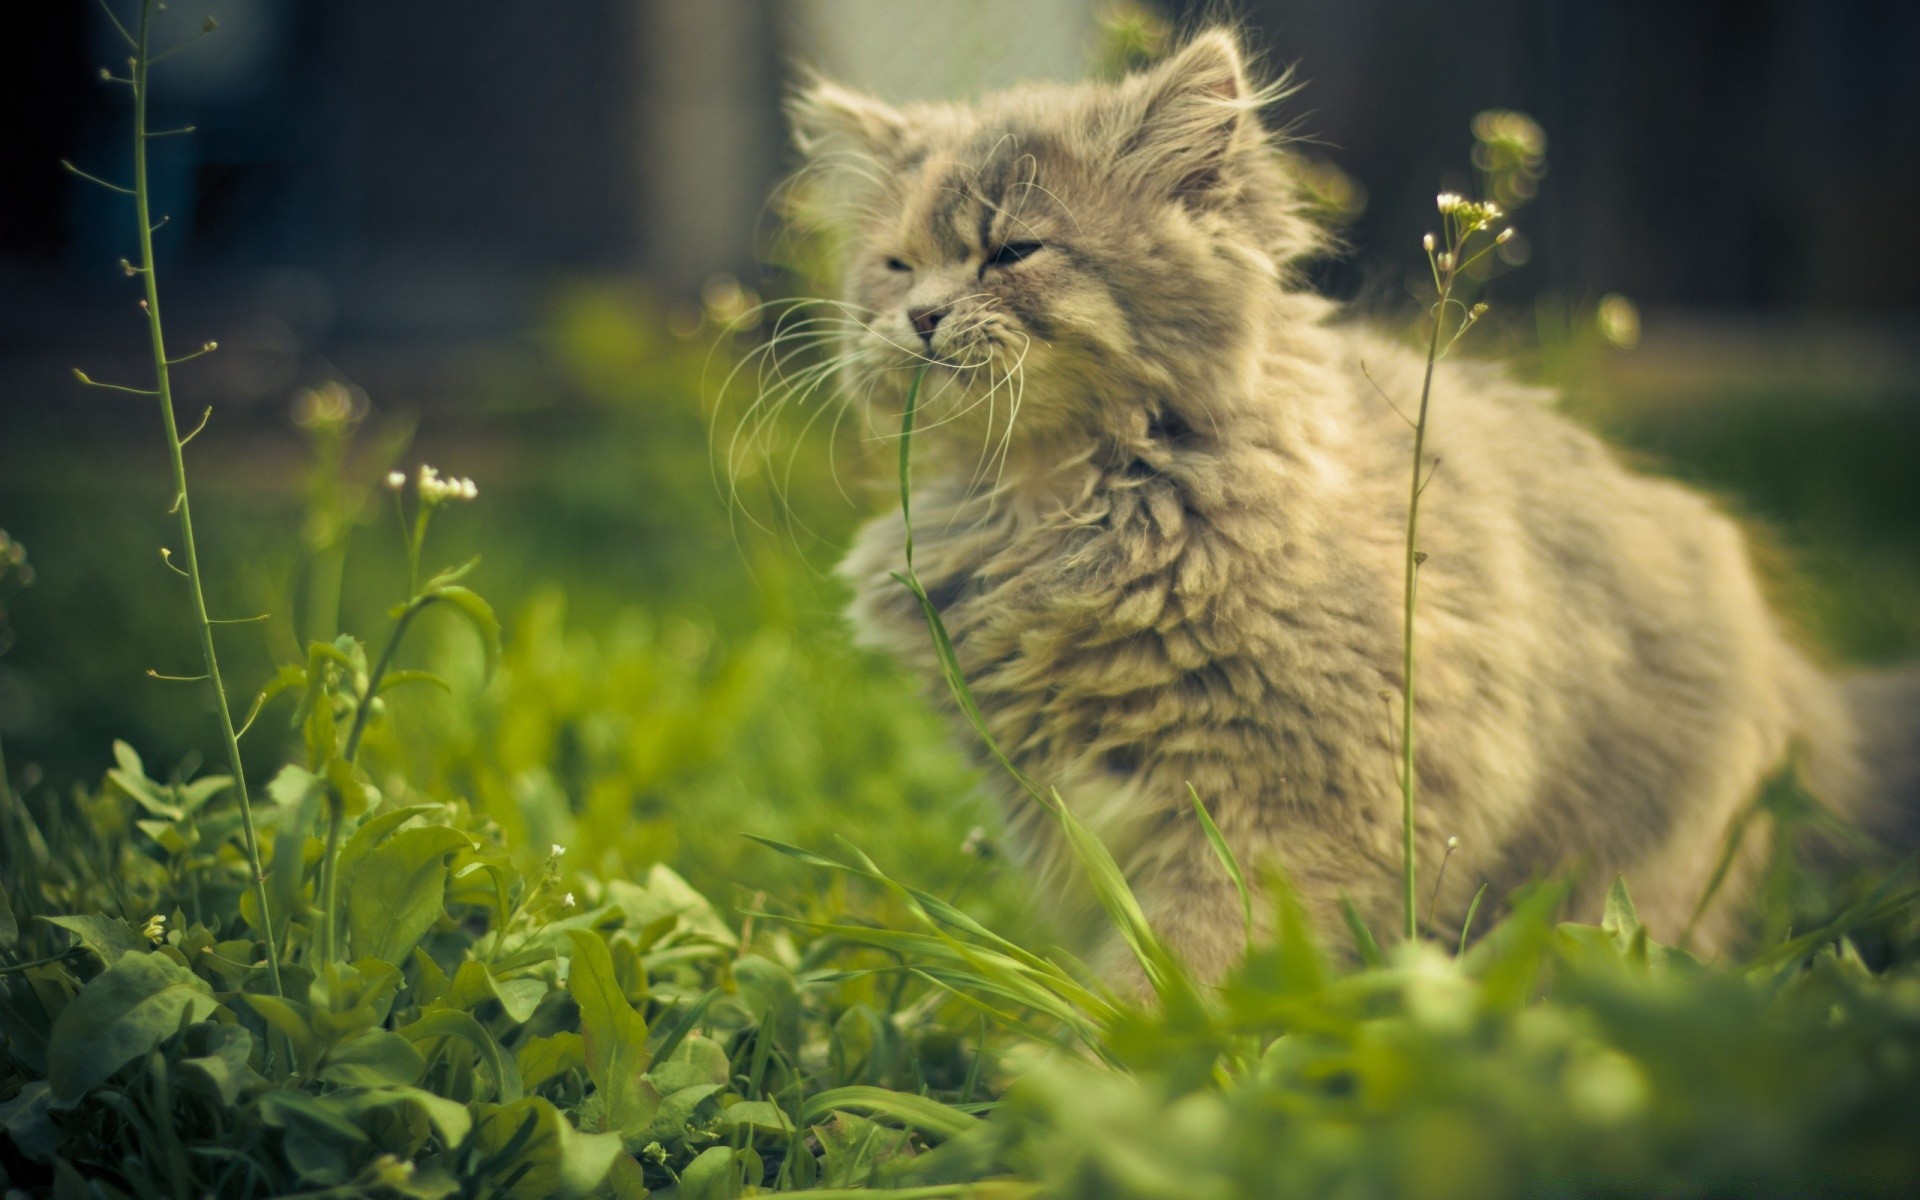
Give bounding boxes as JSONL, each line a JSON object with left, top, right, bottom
{"left": 2, "top": 7, "right": 1919, "bottom": 1199}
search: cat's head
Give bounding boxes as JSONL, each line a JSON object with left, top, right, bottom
{"left": 784, "top": 28, "right": 1322, "bottom": 470}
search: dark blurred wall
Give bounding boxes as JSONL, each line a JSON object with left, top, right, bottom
{"left": 2, "top": 0, "right": 1915, "bottom": 428}
{"left": 0, "top": 1, "right": 781, "bottom": 368}
{"left": 1209, "top": 0, "right": 1920, "bottom": 313}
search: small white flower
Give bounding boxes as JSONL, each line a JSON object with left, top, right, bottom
{"left": 1436, "top": 191, "right": 1466, "bottom": 214}
{"left": 385, "top": 470, "right": 406, "bottom": 490}
{"left": 1422, "top": 232, "right": 1436, "bottom": 253}
{"left": 1496, "top": 227, "right": 1515, "bottom": 244}
{"left": 563, "top": 892, "right": 577, "bottom": 907}
{"left": 1437, "top": 252, "right": 1455, "bottom": 272}
{"left": 1446, "top": 835, "right": 1461, "bottom": 850}
{"left": 551, "top": 843, "right": 566, "bottom": 857}
{"left": 416, "top": 464, "right": 479, "bottom": 505}
{"left": 141, "top": 914, "right": 167, "bottom": 944}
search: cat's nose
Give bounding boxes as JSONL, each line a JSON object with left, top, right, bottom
{"left": 908, "top": 304, "right": 948, "bottom": 345}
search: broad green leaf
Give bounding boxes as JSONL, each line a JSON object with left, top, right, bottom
{"left": 106, "top": 740, "right": 179, "bottom": 819}
{"left": 444, "top": 959, "right": 544, "bottom": 1023}
{"left": 676, "top": 1145, "right": 744, "bottom": 1200}
{"left": 566, "top": 929, "right": 656, "bottom": 1135}
{"left": 337, "top": 804, "right": 443, "bottom": 883}
{"left": 263, "top": 766, "right": 321, "bottom": 946}
{"left": 325, "top": 756, "right": 377, "bottom": 820}
{"left": 0, "top": 1081, "right": 56, "bottom": 1162}
{"left": 424, "top": 585, "right": 500, "bottom": 682}
{"left": 399, "top": 1008, "right": 523, "bottom": 1102}
{"left": 516, "top": 1031, "right": 584, "bottom": 1090}
{"left": 377, "top": 668, "right": 452, "bottom": 696}
{"left": 718, "top": 1098, "right": 794, "bottom": 1136}
{"left": 46, "top": 951, "right": 217, "bottom": 1102}
{"left": 311, "top": 957, "right": 405, "bottom": 1044}
{"left": 637, "top": 1082, "right": 721, "bottom": 1147}
{"left": 813, "top": 1111, "right": 915, "bottom": 1188}
{"left": 40, "top": 914, "right": 145, "bottom": 967}
{"left": 347, "top": 1085, "right": 474, "bottom": 1148}
{"left": 645, "top": 1031, "right": 729, "bottom": 1093}
{"left": 320, "top": 1029, "right": 427, "bottom": 1086}
{"left": 346, "top": 825, "right": 470, "bottom": 963}
{"left": 177, "top": 1024, "right": 262, "bottom": 1106}
{"left": 800, "top": 1085, "right": 979, "bottom": 1141}
{"left": 604, "top": 865, "right": 737, "bottom": 947}
{"left": 473, "top": 1097, "right": 621, "bottom": 1199}
{"left": 243, "top": 992, "right": 321, "bottom": 1077}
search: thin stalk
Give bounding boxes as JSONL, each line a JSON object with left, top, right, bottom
{"left": 342, "top": 599, "right": 425, "bottom": 764}
{"left": 1400, "top": 282, "right": 1447, "bottom": 943}
{"left": 316, "top": 800, "right": 344, "bottom": 963}
{"left": 130, "top": 0, "right": 281, "bottom": 995}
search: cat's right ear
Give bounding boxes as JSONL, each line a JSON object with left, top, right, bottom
{"left": 786, "top": 75, "right": 907, "bottom": 161}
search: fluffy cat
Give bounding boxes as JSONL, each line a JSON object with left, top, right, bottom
{"left": 783, "top": 28, "right": 1917, "bottom": 978}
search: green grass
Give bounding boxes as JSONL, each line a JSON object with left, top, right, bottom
{"left": 3, "top": 10, "right": 1919, "bottom": 1190}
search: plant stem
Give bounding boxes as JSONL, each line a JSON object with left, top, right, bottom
{"left": 316, "top": 800, "right": 344, "bottom": 963}
{"left": 130, "top": 0, "right": 281, "bottom": 996}
{"left": 342, "top": 599, "right": 425, "bottom": 764}
{"left": 1400, "top": 273, "right": 1449, "bottom": 943}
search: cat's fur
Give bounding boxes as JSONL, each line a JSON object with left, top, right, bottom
{"left": 785, "top": 29, "right": 1918, "bottom": 977}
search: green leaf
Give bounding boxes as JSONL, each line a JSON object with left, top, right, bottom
{"left": 799, "top": 1085, "right": 979, "bottom": 1141}
{"left": 325, "top": 756, "right": 377, "bottom": 821}
{"left": 263, "top": 765, "right": 322, "bottom": 945}
{"left": 106, "top": 740, "right": 180, "bottom": 819}
{"left": 349, "top": 1085, "right": 474, "bottom": 1149}
{"left": 400, "top": 1008, "right": 523, "bottom": 1102}
{"left": 1601, "top": 875, "right": 1642, "bottom": 949}
{"left": 1190, "top": 783, "right": 1254, "bottom": 943}
{"left": 45, "top": 951, "right": 217, "bottom": 1102}
{"left": 346, "top": 825, "right": 470, "bottom": 963}
{"left": 243, "top": 992, "right": 321, "bottom": 1077}
{"left": 1338, "top": 894, "right": 1386, "bottom": 968}
{"left": 419, "top": 554, "right": 482, "bottom": 594}
{"left": 320, "top": 1029, "right": 427, "bottom": 1086}
{"left": 473, "top": 1097, "right": 621, "bottom": 1199}
{"left": 377, "top": 669, "right": 453, "bottom": 696}
{"left": 812, "top": 1111, "right": 915, "bottom": 1188}
{"left": 516, "top": 1031, "right": 584, "bottom": 1091}
{"left": 676, "top": 1145, "right": 744, "bottom": 1200}
{"left": 444, "top": 959, "right": 545, "bottom": 1024}
{"left": 718, "top": 1098, "right": 795, "bottom": 1136}
{"left": 423, "top": 585, "right": 500, "bottom": 682}
{"left": 0, "top": 1081, "right": 57, "bottom": 1162}
{"left": 645, "top": 1032, "right": 729, "bottom": 1093}
{"left": 0, "top": 886, "right": 17, "bottom": 946}
{"left": 566, "top": 929, "right": 656, "bottom": 1135}
{"left": 39, "top": 914, "right": 145, "bottom": 967}
{"left": 177, "top": 1025, "right": 262, "bottom": 1106}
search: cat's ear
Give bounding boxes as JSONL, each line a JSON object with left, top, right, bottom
{"left": 786, "top": 75, "right": 908, "bottom": 161}
{"left": 1116, "top": 29, "right": 1265, "bottom": 205}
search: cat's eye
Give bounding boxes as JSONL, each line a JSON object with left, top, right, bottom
{"left": 984, "top": 241, "right": 1044, "bottom": 268}
{"left": 885, "top": 256, "right": 912, "bottom": 272}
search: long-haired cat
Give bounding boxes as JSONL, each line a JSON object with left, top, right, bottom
{"left": 782, "top": 28, "right": 1917, "bottom": 978}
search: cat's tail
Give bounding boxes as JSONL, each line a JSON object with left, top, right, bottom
{"left": 1836, "top": 667, "right": 1920, "bottom": 851}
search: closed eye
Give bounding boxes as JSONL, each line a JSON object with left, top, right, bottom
{"left": 885, "top": 256, "right": 912, "bottom": 272}
{"left": 983, "top": 240, "right": 1043, "bottom": 269}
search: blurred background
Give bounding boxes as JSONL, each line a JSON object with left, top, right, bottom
{"left": 1, "top": 1, "right": 1916, "bottom": 899}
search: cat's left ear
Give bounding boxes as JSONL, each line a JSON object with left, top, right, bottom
{"left": 786, "top": 75, "right": 908, "bottom": 162}
{"left": 1115, "top": 29, "right": 1265, "bottom": 205}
